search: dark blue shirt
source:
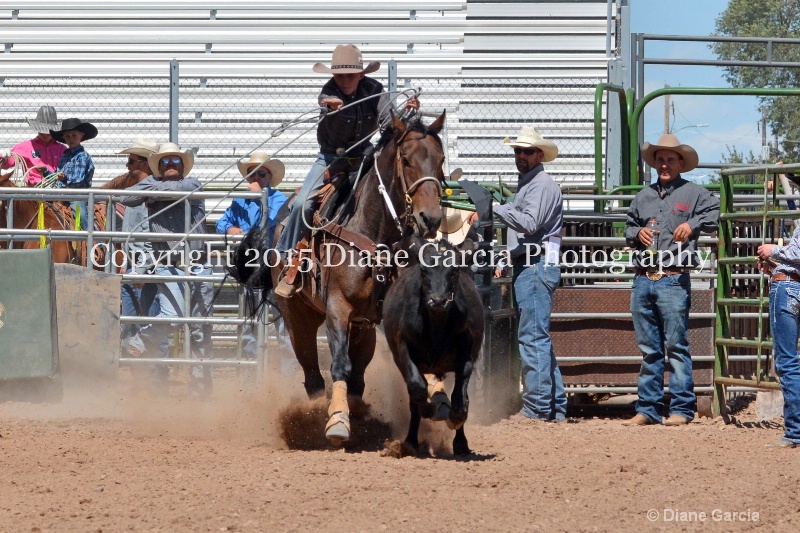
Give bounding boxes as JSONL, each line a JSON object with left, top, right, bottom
{"left": 56, "top": 145, "right": 94, "bottom": 188}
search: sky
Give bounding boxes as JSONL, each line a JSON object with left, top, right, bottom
{"left": 630, "top": 0, "right": 763, "bottom": 181}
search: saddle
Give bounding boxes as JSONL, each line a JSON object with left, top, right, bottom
{"left": 279, "top": 151, "right": 392, "bottom": 324}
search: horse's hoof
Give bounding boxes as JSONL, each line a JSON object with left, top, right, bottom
{"left": 453, "top": 442, "right": 472, "bottom": 456}
{"left": 430, "top": 392, "right": 451, "bottom": 422}
{"left": 446, "top": 413, "right": 466, "bottom": 431}
{"left": 325, "top": 411, "right": 350, "bottom": 446}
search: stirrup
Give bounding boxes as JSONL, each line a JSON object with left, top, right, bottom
{"left": 274, "top": 274, "right": 298, "bottom": 298}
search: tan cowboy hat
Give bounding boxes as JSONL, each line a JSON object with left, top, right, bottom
{"left": 27, "top": 105, "right": 60, "bottom": 134}
{"left": 118, "top": 138, "right": 159, "bottom": 159}
{"left": 148, "top": 142, "right": 194, "bottom": 178}
{"left": 641, "top": 133, "right": 699, "bottom": 172}
{"left": 436, "top": 207, "right": 472, "bottom": 246}
{"left": 237, "top": 151, "right": 285, "bottom": 187}
{"left": 312, "top": 44, "right": 380, "bottom": 75}
{"left": 503, "top": 126, "right": 559, "bottom": 162}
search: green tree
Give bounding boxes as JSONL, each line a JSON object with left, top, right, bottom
{"left": 709, "top": 145, "right": 760, "bottom": 186}
{"left": 712, "top": 0, "right": 800, "bottom": 161}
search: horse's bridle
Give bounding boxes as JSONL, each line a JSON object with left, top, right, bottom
{"left": 374, "top": 131, "right": 444, "bottom": 234}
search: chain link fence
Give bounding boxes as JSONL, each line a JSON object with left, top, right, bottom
{"left": 1, "top": 68, "right": 603, "bottom": 193}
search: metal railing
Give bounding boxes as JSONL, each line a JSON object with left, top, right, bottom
{"left": 0, "top": 186, "right": 274, "bottom": 375}
{"left": 713, "top": 163, "right": 800, "bottom": 415}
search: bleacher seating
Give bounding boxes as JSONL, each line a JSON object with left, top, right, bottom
{"left": 0, "top": 0, "right": 614, "bottom": 205}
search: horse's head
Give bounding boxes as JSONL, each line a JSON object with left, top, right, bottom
{"left": 387, "top": 111, "right": 446, "bottom": 239}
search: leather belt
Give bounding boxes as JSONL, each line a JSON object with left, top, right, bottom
{"left": 636, "top": 268, "right": 688, "bottom": 281}
{"left": 771, "top": 272, "right": 800, "bottom": 283}
{"left": 321, "top": 145, "right": 363, "bottom": 158}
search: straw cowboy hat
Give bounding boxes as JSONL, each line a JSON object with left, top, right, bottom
{"left": 49, "top": 118, "right": 98, "bottom": 143}
{"left": 118, "top": 138, "right": 159, "bottom": 159}
{"left": 503, "top": 126, "right": 559, "bottom": 162}
{"left": 27, "top": 105, "right": 60, "bottom": 134}
{"left": 237, "top": 151, "right": 285, "bottom": 187}
{"left": 436, "top": 207, "right": 472, "bottom": 246}
{"left": 147, "top": 142, "right": 194, "bottom": 178}
{"left": 312, "top": 44, "right": 380, "bottom": 75}
{"left": 641, "top": 133, "right": 699, "bottom": 172}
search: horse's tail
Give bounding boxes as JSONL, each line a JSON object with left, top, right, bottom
{"left": 242, "top": 265, "right": 276, "bottom": 321}
{"left": 225, "top": 225, "right": 263, "bottom": 285}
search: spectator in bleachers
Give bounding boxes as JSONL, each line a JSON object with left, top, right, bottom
{"left": 275, "top": 43, "right": 419, "bottom": 298}
{"left": 50, "top": 118, "right": 97, "bottom": 230}
{"left": 216, "top": 151, "right": 287, "bottom": 360}
{"left": 123, "top": 142, "right": 215, "bottom": 399}
{"left": 0, "top": 105, "right": 66, "bottom": 187}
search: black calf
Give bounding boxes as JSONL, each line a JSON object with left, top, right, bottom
{"left": 382, "top": 238, "right": 485, "bottom": 455}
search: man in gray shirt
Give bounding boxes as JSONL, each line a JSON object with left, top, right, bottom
{"left": 493, "top": 126, "right": 567, "bottom": 423}
{"left": 123, "top": 143, "right": 214, "bottom": 399}
{"left": 623, "top": 134, "right": 719, "bottom": 427}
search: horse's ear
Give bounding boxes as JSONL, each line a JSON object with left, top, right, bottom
{"left": 392, "top": 111, "right": 407, "bottom": 142}
{"left": 428, "top": 110, "right": 446, "bottom": 135}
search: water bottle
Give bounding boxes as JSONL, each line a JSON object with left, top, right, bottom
{"left": 646, "top": 218, "right": 660, "bottom": 254}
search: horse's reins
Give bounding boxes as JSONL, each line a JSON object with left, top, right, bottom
{"left": 374, "top": 131, "right": 443, "bottom": 234}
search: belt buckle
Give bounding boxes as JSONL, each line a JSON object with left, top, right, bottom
{"left": 646, "top": 270, "right": 664, "bottom": 282}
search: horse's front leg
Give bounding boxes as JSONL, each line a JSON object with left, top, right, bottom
{"left": 280, "top": 299, "right": 325, "bottom": 398}
{"left": 325, "top": 312, "right": 355, "bottom": 446}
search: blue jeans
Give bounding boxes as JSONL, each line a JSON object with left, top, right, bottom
{"left": 630, "top": 273, "right": 694, "bottom": 423}
{"left": 769, "top": 281, "right": 800, "bottom": 443}
{"left": 121, "top": 273, "right": 168, "bottom": 360}
{"left": 277, "top": 153, "right": 334, "bottom": 252}
{"left": 513, "top": 260, "right": 567, "bottom": 420}
{"left": 130, "top": 264, "right": 214, "bottom": 390}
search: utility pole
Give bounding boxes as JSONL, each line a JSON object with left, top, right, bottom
{"left": 664, "top": 83, "right": 671, "bottom": 134}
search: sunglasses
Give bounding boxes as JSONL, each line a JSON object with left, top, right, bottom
{"left": 256, "top": 169, "right": 269, "bottom": 177}
{"left": 514, "top": 148, "right": 541, "bottom": 156}
{"left": 126, "top": 157, "right": 147, "bottom": 165}
{"left": 159, "top": 156, "right": 182, "bottom": 166}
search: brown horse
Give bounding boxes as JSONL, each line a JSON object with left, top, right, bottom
{"left": 0, "top": 168, "right": 146, "bottom": 265}
{"left": 245, "top": 112, "right": 447, "bottom": 445}
{"left": 0, "top": 171, "right": 84, "bottom": 264}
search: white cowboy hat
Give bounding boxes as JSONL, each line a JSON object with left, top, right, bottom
{"left": 237, "top": 151, "right": 285, "bottom": 187}
{"left": 312, "top": 44, "right": 380, "bottom": 75}
{"left": 148, "top": 142, "right": 194, "bottom": 178}
{"left": 27, "top": 105, "right": 60, "bottom": 134}
{"left": 641, "top": 133, "right": 699, "bottom": 173}
{"left": 503, "top": 126, "right": 559, "bottom": 163}
{"left": 118, "top": 138, "right": 159, "bottom": 159}
{"left": 436, "top": 207, "right": 472, "bottom": 246}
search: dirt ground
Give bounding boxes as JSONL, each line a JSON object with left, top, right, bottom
{"left": 2, "top": 348, "right": 799, "bottom": 533}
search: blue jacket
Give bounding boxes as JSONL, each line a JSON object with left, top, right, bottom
{"left": 215, "top": 188, "right": 287, "bottom": 247}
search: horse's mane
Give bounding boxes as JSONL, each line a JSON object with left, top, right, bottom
{"left": 375, "top": 113, "right": 442, "bottom": 152}
{"left": 328, "top": 114, "right": 442, "bottom": 226}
